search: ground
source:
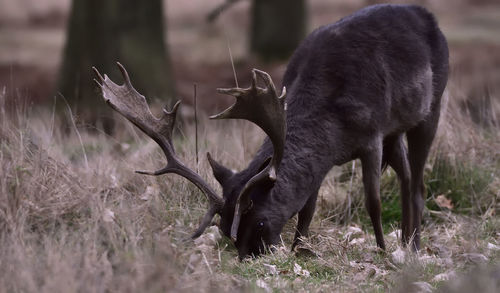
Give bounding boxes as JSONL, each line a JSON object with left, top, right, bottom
{"left": 0, "top": 0, "right": 499, "bottom": 292}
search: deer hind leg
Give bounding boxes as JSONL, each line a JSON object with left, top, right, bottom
{"left": 383, "top": 135, "right": 412, "bottom": 246}
{"left": 406, "top": 106, "right": 441, "bottom": 251}
{"left": 292, "top": 190, "right": 319, "bottom": 251}
{"left": 361, "top": 137, "right": 385, "bottom": 250}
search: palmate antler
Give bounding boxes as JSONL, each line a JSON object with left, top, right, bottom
{"left": 93, "top": 63, "right": 286, "bottom": 243}
{"left": 93, "top": 62, "right": 224, "bottom": 239}
{"left": 213, "top": 69, "right": 287, "bottom": 242}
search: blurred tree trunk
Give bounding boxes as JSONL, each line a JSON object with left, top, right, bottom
{"left": 250, "top": 0, "right": 307, "bottom": 61}
{"left": 57, "top": 0, "right": 174, "bottom": 133}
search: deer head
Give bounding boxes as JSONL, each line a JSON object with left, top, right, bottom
{"left": 93, "top": 63, "right": 286, "bottom": 258}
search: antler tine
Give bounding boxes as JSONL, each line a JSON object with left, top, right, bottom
{"left": 211, "top": 69, "right": 287, "bottom": 168}
{"left": 211, "top": 69, "right": 287, "bottom": 241}
{"left": 253, "top": 69, "right": 278, "bottom": 97}
{"left": 93, "top": 62, "right": 224, "bottom": 238}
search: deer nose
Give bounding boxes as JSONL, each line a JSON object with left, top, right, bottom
{"left": 238, "top": 248, "right": 251, "bottom": 261}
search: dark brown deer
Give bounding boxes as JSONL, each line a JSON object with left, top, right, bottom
{"left": 94, "top": 4, "right": 448, "bottom": 259}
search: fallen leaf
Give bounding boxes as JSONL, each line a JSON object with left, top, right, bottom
{"left": 293, "top": 263, "right": 310, "bottom": 277}
{"left": 344, "top": 226, "right": 364, "bottom": 241}
{"left": 120, "top": 143, "right": 130, "bottom": 152}
{"left": 295, "top": 246, "right": 318, "bottom": 258}
{"left": 388, "top": 229, "right": 401, "bottom": 240}
{"left": 435, "top": 194, "right": 453, "bottom": 209}
{"left": 412, "top": 281, "right": 433, "bottom": 293}
{"left": 462, "top": 253, "right": 488, "bottom": 264}
{"left": 194, "top": 226, "right": 221, "bottom": 247}
{"left": 110, "top": 174, "right": 119, "bottom": 188}
{"left": 349, "top": 237, "right": 366, "bottom": 245}
{"left": 419, "top": 254, "right": 438, "bottom": 265}
{"left": 263, "top": 264, "right": 278, "bottom": 275}
{"left": 483, "top": 207, "right": 495, "bottom": 218}
{"left": 367, "top": 268, "right": 376, "bottom": 278}
{"left": 102, "top": 208, "right": 115, "bottom": 223}
{"left": 432, "top": 271, "right": 456, "bottom": 282}
{"left": 391, "top": 247, "right": 406, "bottom": 265}
{"left": 140, "top": 185, "right": 159, "bottom": 201}
{"left": 487, "top": 242, "right": 500, "bottom": 251}
{"left": 302, "top": 269, "right": 310, "bottom": 277}
{"left": 186, "top": 253, "right": 202, "bottom": 273}
{"left": 348, "top": 226, "right": 363, "bottom": 235}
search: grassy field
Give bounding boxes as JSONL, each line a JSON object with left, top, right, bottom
{"left": 0, "top": 74, "right": 499, "bottom": 292}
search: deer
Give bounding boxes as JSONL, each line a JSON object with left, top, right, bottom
{"left": 93, "top": 4, "right": 449, "bottom": 259}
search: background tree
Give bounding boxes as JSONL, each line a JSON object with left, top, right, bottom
{"left": 250, "top": 0, "right": 307, "bottom": 61}
{"left": 208, "top": 0, "right": 307, "bottom": 61}
{"left": 57, "top": 0, "right": 175, "bottom": 132}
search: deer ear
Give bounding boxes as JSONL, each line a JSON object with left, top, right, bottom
{"left": 207, "top": 152, "right": 234, "bottom": 185}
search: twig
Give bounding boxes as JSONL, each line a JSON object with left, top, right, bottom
{"left": 226, "top": 34, "right": 239, "bottom": 88}
{"left": 58, "top": 93, "right": 89, "bottom": 170}
{"left": 49, "top": 95, "right": 57, "bottom": 144}
{"left": 193, "top": 84, "right": 199, "bottom": 172}
{"left": 201, "top": 252, "right": 213, "bottom": 275}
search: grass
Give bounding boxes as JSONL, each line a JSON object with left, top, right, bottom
{"left": 0, "top": 81, "right": 499, "bottom": 293}
{"left": 426, "top": 156, "right": 495, "bottom": 214}
{"left": 361, "top": 153, "right": 497, "bottom": 233}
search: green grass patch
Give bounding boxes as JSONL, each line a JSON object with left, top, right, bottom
{"left": 357, "top": 155, "right": 496, "bottom": 233}
{"left": 426, "top": 157, "right": 494, "bottom": 214}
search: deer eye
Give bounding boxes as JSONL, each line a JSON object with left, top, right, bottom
{"left": 258, "top": 222, "right": 265, "bottom": 230}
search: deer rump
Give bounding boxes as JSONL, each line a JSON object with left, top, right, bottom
{"left": 95, "top": 4, "right": 449, "bottom": 259}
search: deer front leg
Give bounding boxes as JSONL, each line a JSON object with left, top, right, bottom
{"left": 361, "top": 139, "right": 386, "bottom": 250}
{"left": 292, "top": 191, "right": 319, "bottom": 251}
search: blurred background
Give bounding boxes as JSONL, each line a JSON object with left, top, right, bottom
{"left": 0, "top": 0, "right": 499, "bottom": 131}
